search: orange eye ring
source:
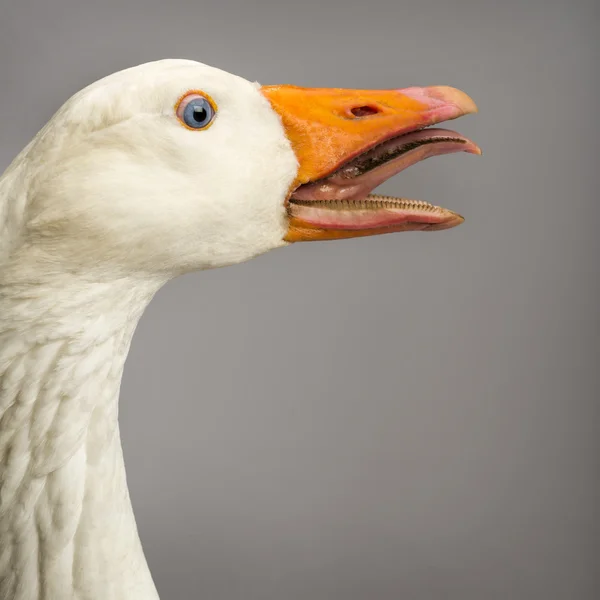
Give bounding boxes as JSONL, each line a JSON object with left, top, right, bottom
{"left": 175, "top": 90, "right": 218, "bottom": 131}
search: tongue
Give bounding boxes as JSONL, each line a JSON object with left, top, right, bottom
{"left": 290, "top": 128, "right": 481, "bottom": 202}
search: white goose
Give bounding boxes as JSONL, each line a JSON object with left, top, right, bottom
{"left": 0, "top": 59, "right": 479, "bottom": 600}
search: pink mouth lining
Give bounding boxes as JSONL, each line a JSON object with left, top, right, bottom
{"left": 288, "top": 127, "right": 480, "bottom": 232}
{"left": 290, "top": 127, "right": 481, "bottom": 203}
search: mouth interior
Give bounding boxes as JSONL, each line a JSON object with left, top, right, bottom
{"left": 288, "top": 125, "right": 480, "bottom": 233}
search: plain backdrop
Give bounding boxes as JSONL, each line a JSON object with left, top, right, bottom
{"left": 0, "top": 1, "right": 598, "bottom": 599}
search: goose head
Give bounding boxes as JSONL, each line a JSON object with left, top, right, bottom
{"left": 4, "top": 59, "right": 479, "bottom": 279}
{"left": 0, "top": 59, "right": 481, "bottom": 600}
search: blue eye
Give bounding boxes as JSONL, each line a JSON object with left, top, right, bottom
{"left": 177, "top": 94, "right": 216, "bottom": 130}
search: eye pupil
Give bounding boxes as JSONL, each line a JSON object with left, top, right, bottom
{"left": 192, "top": 106, "right": 207, "bottom": 122}
{"left": 180, "top": 96, "right": 215, "bottom": 129}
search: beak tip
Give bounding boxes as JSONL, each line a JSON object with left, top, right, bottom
{"left": 427, "top": 85, "right": 478, "bottom": 116}
{"left": 448, "top": 210, "right": 465, "bottom": 227}
{"left": 464, "top": 95, "right": 479, "bottom": 115}
{"left": 445, "top": 214, "right": 465, "bottom": 230}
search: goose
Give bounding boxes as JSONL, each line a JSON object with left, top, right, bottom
{"left": 0, "top": 58, "right": 479, "bottom": 600}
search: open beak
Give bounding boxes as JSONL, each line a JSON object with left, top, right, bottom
{"left": 261, "top": 84, "right": 480, "bottom": 242}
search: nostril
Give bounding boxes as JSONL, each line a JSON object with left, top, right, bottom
{"left": 350, "top": 105, "right": 380, "bottom": 117}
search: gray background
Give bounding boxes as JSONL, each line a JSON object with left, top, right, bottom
{"left": 1, "top": 0, "right": 598, "bottom": 598}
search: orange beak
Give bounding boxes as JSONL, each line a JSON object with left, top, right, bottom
{"left": 261, "top": 84, "right": 480, "bottom": 242}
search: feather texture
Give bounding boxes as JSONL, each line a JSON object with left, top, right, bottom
{"left": 0, "top": 59, "right": 298, "bottom": 599}
{"left": 0, "top": 278, "right": 162, "bottom": 599}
